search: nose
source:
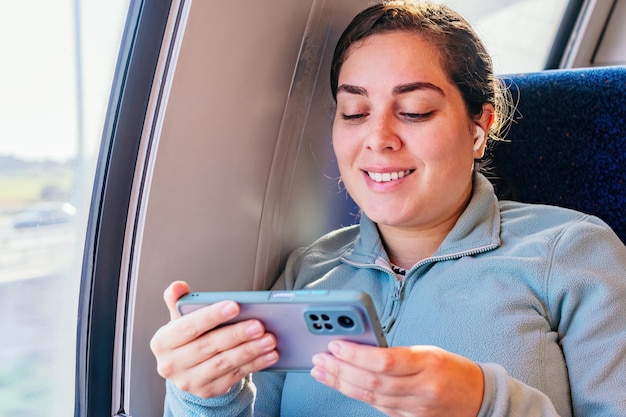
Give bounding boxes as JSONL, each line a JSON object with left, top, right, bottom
{"left": 365, "top": 112, "right": 401, "bottom": 152}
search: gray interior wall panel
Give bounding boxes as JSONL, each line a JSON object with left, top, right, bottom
{"left": 593, "top": 0, "right": 626, "bottom": 66}
{"left": 130, "top": 0, "right": 313, "bottom": 414}
{"left": 127, "top": 0, "right": 373, "bottom": 415}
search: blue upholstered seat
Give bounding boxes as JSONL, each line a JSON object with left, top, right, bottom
{"left": 488, "top": 66, "right": 626, "bottom": 243}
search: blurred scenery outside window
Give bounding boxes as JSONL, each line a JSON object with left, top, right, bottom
{"left": 0, "top": 1, "right": 129, "bottom": 415}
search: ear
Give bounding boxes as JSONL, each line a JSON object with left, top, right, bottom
{"left": 472, "top": 104, "right": 495, "bottom": 158}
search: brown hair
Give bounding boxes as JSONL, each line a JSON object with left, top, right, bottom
{"left": 330, "top": 0, "right": 511, "bottom": 140}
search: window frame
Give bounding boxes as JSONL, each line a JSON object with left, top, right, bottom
{"left": 74, "top": 1, "right": 173, "bottom": 416}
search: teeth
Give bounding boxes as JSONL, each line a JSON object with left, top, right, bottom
{"left": 368, "top": 170, "right": 411, "bottom": 183}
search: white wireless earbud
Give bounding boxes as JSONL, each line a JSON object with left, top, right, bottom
{"left": 473, "top": 126, "right": 485, "bottom": 152}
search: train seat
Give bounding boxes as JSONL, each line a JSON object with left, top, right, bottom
{"left": 488, "top": 66, "right": 626, "bottom": 243}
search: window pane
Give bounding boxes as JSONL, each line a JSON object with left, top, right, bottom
{"left": 437, "top": 0, "right": 570, "bottom": 74}
{"left": 0, "top": 1, "right": 129, "bottom": 415}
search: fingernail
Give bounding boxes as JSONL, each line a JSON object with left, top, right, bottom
{"left": 328, "top": 341, "right": 341, "bottom": 355}
{"left": 246, "top": 321, "right": 263, "bottom": 337}
{"left": 257, "top": 334, "right": 275, "bottom": 349}
{"left": 221, "top": 301, "right": 238, "bottom": 317}
{"left": 263, "top": 351, "right": 279, "bottom": 365}
{"left": 310, "top": 367, "right": 326, "bottom": 382}
{"left": 312, "top": 354, "right": 326, "bottom": 367}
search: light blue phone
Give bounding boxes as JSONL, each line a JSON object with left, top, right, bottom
{"left": 176, "top": 289, "right": 388, "bottom": 372}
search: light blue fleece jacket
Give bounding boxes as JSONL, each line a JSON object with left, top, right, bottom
{"left": 164, "top": 173, "right": 626, "bottom": 416}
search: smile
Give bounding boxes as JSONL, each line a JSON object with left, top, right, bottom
{"left": 367, "top": 170, "right": 413, "bottom": 183}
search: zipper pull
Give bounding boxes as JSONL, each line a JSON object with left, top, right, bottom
{"left": 392, "top": 283, "right": 402, "bottom": 300}
{"left": 382, "top": 316, "right": 396, "bottom": 333}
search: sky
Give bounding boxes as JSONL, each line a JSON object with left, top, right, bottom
{"left": 0, "top": 0, "right": 129, "bottom": 161}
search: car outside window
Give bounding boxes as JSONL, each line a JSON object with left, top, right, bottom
{"left": 0, "top": 1, "right": 128, "bottom": 415}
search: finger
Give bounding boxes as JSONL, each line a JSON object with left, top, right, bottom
{"left": 164, "top": 280, "right": 191, "bottom": 320}
{"left": 151, "top": 300, "right": 241, "bottom": 354}
{"left": 164, "top": 326, "right": 279, "bottom": 398}
{"left": 180, "top": 350, "right": 278, "bottom": 398}
{"left": 311, "top": 352, "right": 404, "bottom": 398}
{"left": 313, "top": 344, "right": 484, "bottom": 416}
{"left": 327, "top": 341, "right": 427, "bottom": 375}
{"left": 184, "top": 334, "right": 280, "bottom": 398}
{"left": 153, "top": 316, "right": 278, "bottom": 383}
{"left": 159, "top": 317, "right": 269, "bottom": 371}
{"left": 311, "top": 354, "right": 400, "bottom": 410}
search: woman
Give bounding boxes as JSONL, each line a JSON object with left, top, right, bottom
{"left": 151, "top": 2, "right": 626, "bottom": 416}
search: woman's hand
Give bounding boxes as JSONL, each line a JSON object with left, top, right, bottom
{"left": 311, "top": 341, "right": 483, "bottom": 417}
{"left": 150, "top": 281, "right": 279, "bottom": 398}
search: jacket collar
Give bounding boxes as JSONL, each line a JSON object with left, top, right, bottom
{"left": 342, "top": 173, "right": 502, "bottom": 267}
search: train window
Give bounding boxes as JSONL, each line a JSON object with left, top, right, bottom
{"left": 441, "top": 0, "right": 571, "bottom": 73}
{"left": 0, "top": 1, "right": 129, "bottom": 416}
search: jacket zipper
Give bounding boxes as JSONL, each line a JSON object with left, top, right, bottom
{"left": 339, "top": 257, "right": 404, "bottom": 334}
{"left": 382, "top": 278, "right": 405, "bottom": 332}
{"left": 340, "top": 242, "right": 499, "bottom": 334}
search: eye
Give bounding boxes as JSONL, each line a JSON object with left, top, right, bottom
{"left": 341, "top": 113, "right": 368, "bottom": 123}
{"left": 399, "top": 111, "right": 433, "bottom": 121}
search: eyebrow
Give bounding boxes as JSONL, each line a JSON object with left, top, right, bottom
{"left": 336, "top": 84, "right": 368, "bottom": 96}
{"left": 336, "top": 81, "right": 446, "bottom": 98}
{"left": 393, "top": 82, "right": 445, "bottom": 96}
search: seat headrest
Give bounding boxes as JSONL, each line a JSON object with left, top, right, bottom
{"left": 488, "top": 66, "right": 626, "bottom": 243}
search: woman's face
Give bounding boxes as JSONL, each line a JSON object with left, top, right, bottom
{"left": 332, "top": 31, "right": 490, "bottom": 232}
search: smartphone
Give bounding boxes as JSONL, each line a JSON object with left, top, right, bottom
{"left": 176, "top": 289, "right": 387, "bottom": 372}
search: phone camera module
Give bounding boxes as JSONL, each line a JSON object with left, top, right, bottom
{"left": 305, "top": 308, "right": 365, "bottom": 335}
{"left": 337, "top": 315, "right": 355, "bottom": 329}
